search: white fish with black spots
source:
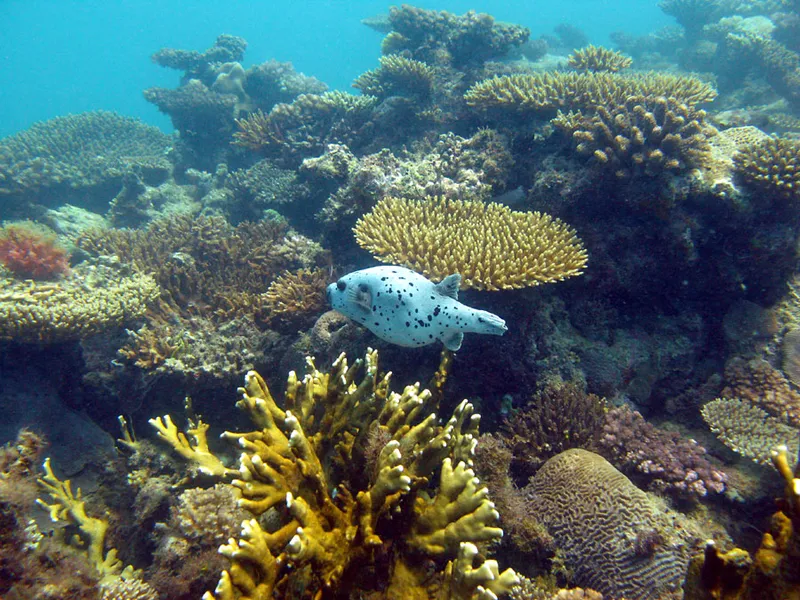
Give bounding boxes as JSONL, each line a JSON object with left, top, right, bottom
{"left": 326, "top": 265, "right": 507, "bottom": 351}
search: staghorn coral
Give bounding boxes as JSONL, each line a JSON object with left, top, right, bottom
{"left": 260, "top": 267, "right": 329, "bottom": 331}
{"left": 0, "top": 260, "right": 159, "bottom": 343}
{"left": 701, "top": 397, "right": 799, "bottom": 466}
{"left": 552, "top": 94, "right": 715, "bottom": 179}
{"left": 150, "top": 349, "right": 518, "bottom": 599}
{"left": 567, "top": 45, "right": 632, "bottom": 73}
{"left": 464, "top": 71, "right": 717, "bottom": 113}
{"left": 734, "top": 135, "right": 800, "bottom": 202}
{"left": 0, "top": 111, "right": 171, "bottom": 199}
{"left": 499, "top": 382, "right": 606, "bottom": 479}
{"left": 721, "top": 357, "right": 800, "bottom": 428}
{"left": 528, "top": 448, "right": 702, "bottom": 599}
{"left": 353, "top": 54, "right": 435, "bottom": 101}
{"left": 386, "top": 5, "right": 530, "bottom": 68}
{"left": 233, "top": 91, "right": 378, "bottom": 165}
{"left": 598, "top": 406, "right": 727, "bottom": 499}
{"left": 0, "top": 221, "right": 70, "bottom": 279}
{"left": 353, "top": 196, "right": 588, "bottom": 291}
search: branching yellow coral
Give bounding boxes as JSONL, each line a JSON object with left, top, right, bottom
{"left": 734, "top": 135, "right": 800, "bottom": 201}
{"left": 464, "top": 71, "right": 716, "bottom": 112}
{"left": 149, "top": 414, "right": 237, "bottom": 478}
{"left": 152, "top": 349, "right": 516, "bottom": 599}
{"left": 567, "top": 45, "right": 632, "bottom": 72}
{"left": 36, "top": 458, "right": 144, "bottom": 586}
{"left": 353, "top": 196, "right": 588, "bottom": 290}
{"left": 0, "top": 263, "right": 159, "bottom": 343}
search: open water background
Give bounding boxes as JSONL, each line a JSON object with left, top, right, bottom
{"left": 0, "top": 0, "right": 670, "bottom": 138}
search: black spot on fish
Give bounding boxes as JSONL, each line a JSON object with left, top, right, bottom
{"left": 405, "top": 321, "right": 410, "bottom": 327}
{"left": 427, "top": 315, "right": 433, "bottom": 322}
{"left": 433, "top": 307, "right": 440, "bottom": 316}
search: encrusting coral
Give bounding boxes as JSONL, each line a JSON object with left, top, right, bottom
{"left": 567, "top": 45, "right": 633, "bottom": 73}
{"left": 148, "top": 349, "right": 519, "bottom": 599}
{"left": 552, "top": 94, "right": 715, "bottom": 179}
{"left": 353, "top": 196, "right": 588, "bottom": 291}
{"left": 733, "top": 135, "right": 800, "bottom": 202}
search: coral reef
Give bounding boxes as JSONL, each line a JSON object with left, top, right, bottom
{"left": 598, "top": 406, "right": 727, "bottom": 499}
{"left": 0, "top": 221, "right": 71, "bottom": 279}
{"left": 528, "top": 448, "right": 702, "bottom": 599}
{"left": 567, "top": 45, "right": 633, "bottom": 72}
{"left": 721, "top": 357, "right": 800, "bottom": 428}
{"left": 552, "top": 94, "right": 715, "bottom": 179}
{"left": 701, "top": 397, "right": 799, "bottom": 465}
{"left": 734, "top": 135, "right": 800, "bottom": 202}
{"left": 353, "top": 196, "right": 588, "bottom": 290}
{"left": 260, "top": 267, "right": 329, "bottom": 331}
{"left": 149, "top": 349, "right": 519, "bottom": 598}
{"left": 151, "top": 34, "right": 247, "bottom": 81}
{"left": 464, "top": 72, "right": 717, "bottom": 114}
{"left": 0, "top": 259, "right": 159, "bottom": 343}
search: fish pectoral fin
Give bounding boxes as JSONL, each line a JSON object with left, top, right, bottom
{"left": 441, "top": 331, "right": 464, "bottom": 351}
{"left": 354, "top": 289, "right": 372, "bottom": 312}
{"left": 435, "top": 273, "right": 461, "bottom": 300}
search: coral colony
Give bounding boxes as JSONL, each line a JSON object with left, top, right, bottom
{"left": 1, "top": 3, "right": 800, "bottom": 599}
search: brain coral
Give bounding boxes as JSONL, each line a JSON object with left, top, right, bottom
{"left": 353, "top": 196, "right": 588, "bottom": 290}
{"left": 529, "top": 448, "right": 699, "bottom": 600}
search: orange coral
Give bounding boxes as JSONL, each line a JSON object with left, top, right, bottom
{"left": 0, "top": 222, "right": 70, "bottom": 280}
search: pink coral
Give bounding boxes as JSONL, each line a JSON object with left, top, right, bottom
{"left": 0, "top": 222, "right": 70, "bottom": 279}
{"left": 598, "top": 406, "right": 727, "bottom": 499}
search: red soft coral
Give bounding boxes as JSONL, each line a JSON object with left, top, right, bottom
{"left": 0, "top": 222, "right": 71, "bottom": 280}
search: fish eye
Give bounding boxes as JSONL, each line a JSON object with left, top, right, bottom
{"left": 358, "top": 283, "right": 369, "bottom": 293}
{"left": 337, "top": 280, "right": 346, "bottom": 291}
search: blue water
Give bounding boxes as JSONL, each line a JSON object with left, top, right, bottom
{"left": 0, "top": 0, "right": 669, "bottom": 138}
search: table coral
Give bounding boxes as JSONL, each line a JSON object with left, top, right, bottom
{"left": 701, "top": 397, "right": 799, "bottom": 466}
{"left": 721, "top": 357, "right": 800, "bottom": 428}
{"left": 0, "top": 261, "right": 159, "bottom": 343}
{"left": 150, "top": 349, "right": 518, "bottom": 599}
{"left": 464, "top": 72, "right": 717, "bottom": 113}
{"left": 0, "top": 111, "right": 171, "bottom": 198}
{"left": 353, "top": 196, "right": 588, "bottom": 291}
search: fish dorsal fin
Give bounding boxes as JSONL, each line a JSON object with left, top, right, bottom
{"left": 435, "top": 273, "right": 461, "bottom": 300}
{"left": 442, "top": 331, "right": 464, "bottom": 351}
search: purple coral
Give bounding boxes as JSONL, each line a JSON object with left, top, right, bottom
{"left": 598, "top": 406, "right": 727, "bottom": 499}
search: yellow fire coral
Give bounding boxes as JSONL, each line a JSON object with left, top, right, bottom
{"left": 150, "top": 349, "right": 518, "bottom": 599}
{"left": 464, "top": 71, "right": 717, "bottom": 113}
{"left": 0, "top": 262, "right": 159, "bottom": 343}
{"left": 353, "top": 196, "right": 588, "bottom": 290}
{"left": 567, "top": 45, "right": 632, "bottom": 72}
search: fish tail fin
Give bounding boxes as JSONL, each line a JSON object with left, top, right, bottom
{"left": 471, "top": 309, "right": 507, "bottom": 336}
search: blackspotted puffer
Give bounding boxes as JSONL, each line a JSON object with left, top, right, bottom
{"left": 326, "top": 265, "right": 507, "bottom": 351}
